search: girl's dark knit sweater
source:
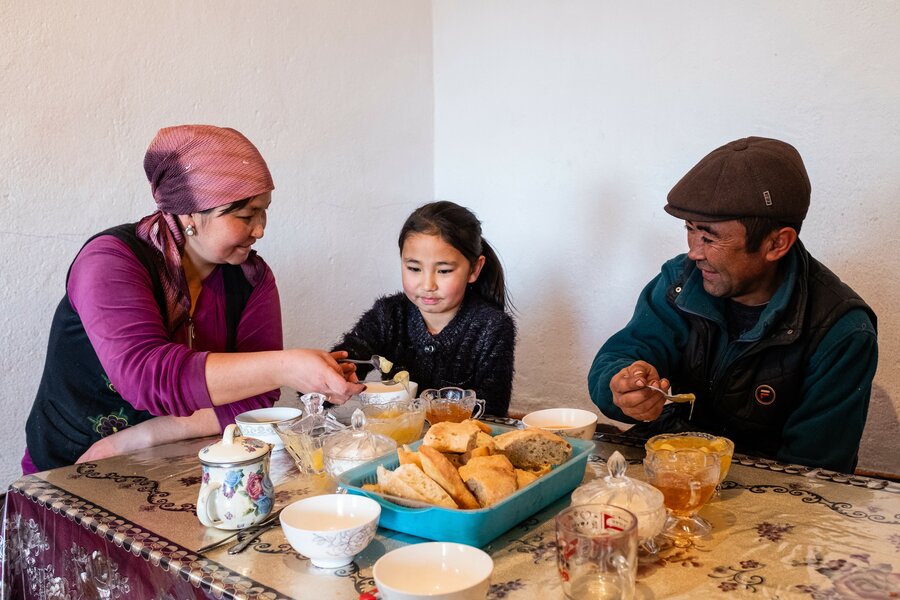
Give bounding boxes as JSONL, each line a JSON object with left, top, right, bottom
{"left": 333, "top": 292, "right": 516, "bottom": 417}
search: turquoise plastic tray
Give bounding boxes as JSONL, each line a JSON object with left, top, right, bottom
{"left": 339, "top": 424, "right": 594, "bottom": 547}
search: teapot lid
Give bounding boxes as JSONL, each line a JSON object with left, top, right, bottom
{"left": 570, "top": 451, "right": 664, "bottom": 516}
{"left": 199, "top": 424, "right": 270, "bottom": 466}
{"left": 324, "top": 409, "right": 397, "bottom": 462}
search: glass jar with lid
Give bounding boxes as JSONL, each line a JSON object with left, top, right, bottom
{"left": 571, "top": 451, "right": 666, "bottom": 552}
{"left": 324, "top": 409, "right": 397, "bottom": 478}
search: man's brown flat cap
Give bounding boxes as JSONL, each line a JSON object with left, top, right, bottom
{"left": 665, "top": 137, "right": 811, "bottom": 223}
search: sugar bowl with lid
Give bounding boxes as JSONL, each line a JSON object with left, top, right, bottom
{"left": 570, "top": 451, "right": 666, "bottom": 553}
{"left": 197, "top": 424, "right": 275, "bottom": 530}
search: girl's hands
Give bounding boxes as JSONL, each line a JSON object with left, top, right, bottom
{"left": 284, "top": 349, "right": 365, "bottom": 404}
{"left": 609, "top": 360, "right": 670, "bottom": 423}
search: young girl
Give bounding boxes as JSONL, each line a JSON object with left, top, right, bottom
{"left": 334, "top": 201, "right": 516, "bottom": 416}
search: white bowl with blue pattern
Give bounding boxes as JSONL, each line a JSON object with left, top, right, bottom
{"left": 280, "top": 494, "right": 381, "bottom": 568}
{"left": 235, "top": 407, "right": 303, "bottom": 449}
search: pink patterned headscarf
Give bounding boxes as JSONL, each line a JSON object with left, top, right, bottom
{"left": 135, "top": 125, "right": 275, "bottom": 334}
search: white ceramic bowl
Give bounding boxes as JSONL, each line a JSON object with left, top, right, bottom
{"left": 358, "top": 381, "right": 419, "bottom": 405}
{"left": 235, "top": 407, "right": 303, "bottom": 449}
{"left": 373, "top": 542, "right": 494, "bottom": 600}
{"left": 521, "top": 408, "right": 599, "bottom": 440}
{"left": 280, "top": 494, "right": 380, "bottom": 568}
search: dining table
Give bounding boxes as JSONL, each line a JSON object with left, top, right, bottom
{"left": 2, "top": 416, "right": 899, "bottom": 600}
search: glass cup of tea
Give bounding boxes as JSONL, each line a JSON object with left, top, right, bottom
{"left": 643, "top": 443, "right": 720, "bottom": 540}
{"left": 556, "top": 503, "right": 638, "bottom": 600}
{"left": 420, "top": 387, "right": 486, "bottom": 424}
{"left": 360, "top": 399, "right": 427, "bottom": 445}
{"left": 274, "top": 393, "right": 346, "bottom": 475}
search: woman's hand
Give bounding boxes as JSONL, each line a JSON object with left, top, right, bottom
{"left": 609, "top": 360, "right": 670, "bottom": 422}
{"left": 205, "top": 349, "right": 366, "bottom": 407}
{"left": 282, "top": 349, "right": 365, "bottom": 404}
{"left": 76, "top": 435, "right": 129, "bottom": 464}
{"left": 75, "top": 409, "right": 221, "bottom": 463}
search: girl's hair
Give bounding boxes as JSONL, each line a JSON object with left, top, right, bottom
{"left": 398, "top": 201, "right": 511, "bottom": 312}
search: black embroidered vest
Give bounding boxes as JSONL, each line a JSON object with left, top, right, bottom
{"left": 26, "top": 224, "right": 252, "bottom": 471}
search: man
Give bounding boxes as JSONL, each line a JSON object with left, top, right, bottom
{"left": 588, "top": 137, "right": 877, "bottom": 473}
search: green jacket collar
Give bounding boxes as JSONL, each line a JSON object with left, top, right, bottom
{"left": 674, "top": 242, "right": 805, "bottom": 343}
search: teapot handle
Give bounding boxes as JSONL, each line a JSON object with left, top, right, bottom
{"left": 197, "top": 481, "right": 224, "bottom": 527}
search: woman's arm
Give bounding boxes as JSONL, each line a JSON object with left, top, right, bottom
{"left": 69, "top": 237, "right": 362, "bottom": 417}
{"left": 76, "top": 409, "right": 220, "bottom": 463}
{"left": 205, "top": 348, "right": 360, "bottom": 405}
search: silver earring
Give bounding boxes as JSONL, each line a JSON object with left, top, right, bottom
{"left": 185, "top": 225, "right": 196, "bottom": 236}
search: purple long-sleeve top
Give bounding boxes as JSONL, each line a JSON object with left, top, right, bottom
{"left": 68, "top": 235, "right": 283, "bottom": 430}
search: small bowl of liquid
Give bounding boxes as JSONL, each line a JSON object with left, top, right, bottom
{"left": 420, "top": 386, "right": 486, "bottom": 424}
{"left": 522, "top": 408, "right": 599, "bottom": 440}
{"left": 360, "top": 399, "right": 426, "bottom": 445}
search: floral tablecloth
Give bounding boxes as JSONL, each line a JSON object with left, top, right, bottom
{"left": 2, "top": 422, "right": 899, "bottom": 599}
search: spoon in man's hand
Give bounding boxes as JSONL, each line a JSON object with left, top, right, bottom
{"left": 644, "top": 384, "right": 696, "bottom": 404}
{"left": 645, "top": 384, "right": 696, "bottom": 420}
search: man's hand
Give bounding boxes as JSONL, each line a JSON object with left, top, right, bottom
{"left": 609, "top": 360, "right": 671, "bottom": 422}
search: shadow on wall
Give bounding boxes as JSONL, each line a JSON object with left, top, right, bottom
{"left": 510, "top": 182, "right": 662, "bottom": 417}
{"left": 511, "top": 267, "right": 593, "bottom": 415}
{"left": 858, "top": 383, "right": 900, "bottom": 479}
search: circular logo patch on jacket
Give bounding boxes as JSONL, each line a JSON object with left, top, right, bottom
{"left": 755, "top": 385, "right": 776, "bottom": 406}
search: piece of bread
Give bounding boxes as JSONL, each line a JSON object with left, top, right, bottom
{"left": 493, "top": 428, "right": 572, "bottom": 468}
{"left": 418, "top": 446, "right": 480, "bottom": 509}
{"left": 376, "top": 464, "right": 458, "bottom": 509}
{"left": 474, "top": 431, "right": 496, "bottom": 451}
{"left": 362, "top": 482, "right": 383, "bottom": 493}
{"left": 397, "top": 445, "right": 421, "bottom": 469}
{"left": 442, "top": 452, "right": 466, "bottom": 469}
{"left": 423, "top": 421, "right": 481, "bottom": 453}
{"left": 466, "top": 419, "right": 493, "bottom": 434}
{"left": 515, "top": 468, "right": 539, "bottom": 489}
{"left": 519, "top": 463, "right": 552, "bottom": 477}
{"left": 458, "top": 455, "right": 517, "bottom": 507}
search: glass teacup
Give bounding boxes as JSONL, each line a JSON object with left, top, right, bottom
{"left": 420, "top": 387, "right": 486, "bottom": 424}
{"left": 360, "top": 399, "right": 426, "bottom": 445}
{"left": 645, "top": 432, "right": 734, "bottom": 484}
{"left": 643, "top": 443, "right": 719, "bottom": 540}
{"left": 274, "top": 393, "right": 345, "bottom": 475}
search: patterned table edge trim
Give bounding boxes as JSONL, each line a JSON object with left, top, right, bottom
{"left": 482, "top": 416, "right": 900, "bottom": 494}
{"left": 6, "top": 477, "right": 296, "bottom": 600}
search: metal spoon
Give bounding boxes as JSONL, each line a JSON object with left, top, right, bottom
{"left": 645, "top": 384, "right": 696, "bottom": 404}
{"left": 196, "top": 507, "right": 284, "bottom": 554}
{"left": 338, "top": 355, "right": 393, "bottom": 373}
{"left": 646, "top": 384, "right": 696, "bottom": 420}
{"left": 228, "top": 518, "right": 281, "bottom": 555}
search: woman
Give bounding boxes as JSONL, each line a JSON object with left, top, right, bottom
{"left": 24, "top": 124, "right": 363, "bottom": 473}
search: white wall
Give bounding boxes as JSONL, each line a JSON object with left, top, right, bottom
{"left": 433, "top": 1, "right": 900, "bottom": 474}
{"left": 0, "top": 1, "right": 434, "bottom": 485}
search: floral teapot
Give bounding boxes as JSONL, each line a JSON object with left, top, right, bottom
{"left": 197, "top": 424, "right": 274, "bottom": 530}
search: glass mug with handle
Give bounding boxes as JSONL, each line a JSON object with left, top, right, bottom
{"left": 556, "top": 503, "right": 638, "bottom": 600}
{"left": 420, "top": 386, "right": 486, "bottom": 424}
